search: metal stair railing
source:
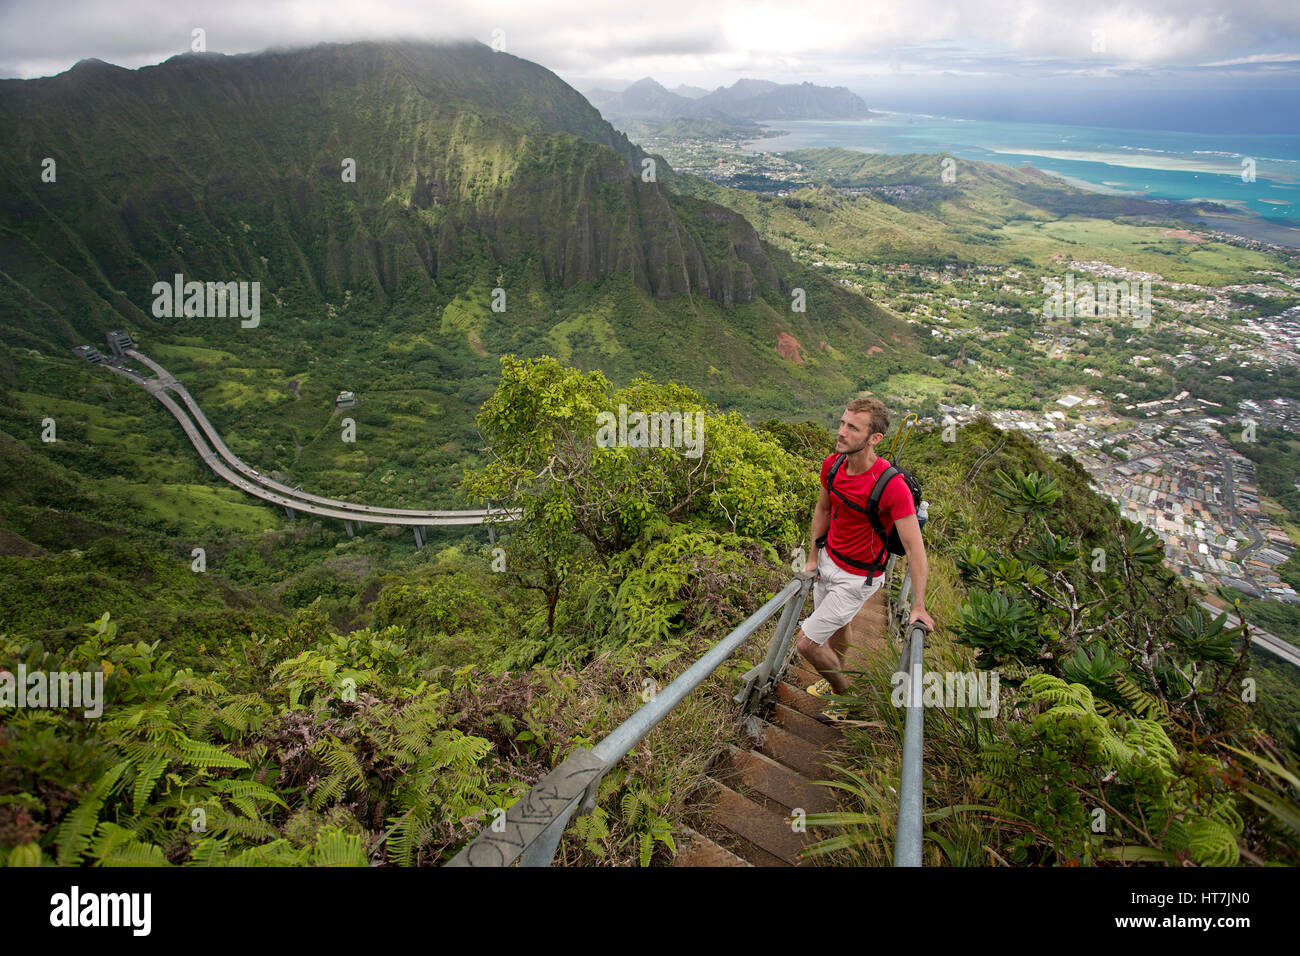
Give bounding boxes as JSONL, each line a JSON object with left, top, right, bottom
{"left": 447, "top": 549, "right": 928, "bottom": 868}
{"left": 445, "top": 572, "right": 816, "bottom": 867}
{"left": 884, "top": 553, "right": 928, "bottom": 867}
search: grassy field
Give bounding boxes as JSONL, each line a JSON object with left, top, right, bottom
{"left": 871, "top": 372, "right": 954, "bottom": 405}
{"left": 997, "top": 217, "right": 1280, "bottom": 284}
{"left": 96, "top": 479, "right": 282, "bottom": 534}
{"left": 149, "top": 343, "right": 243, "bottom": 366}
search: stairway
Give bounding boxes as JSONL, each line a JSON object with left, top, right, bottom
{"left": 674, "top": 586, "right": 893, "bottom": 866}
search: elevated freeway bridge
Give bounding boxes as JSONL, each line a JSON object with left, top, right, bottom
{"left": 96, "top": 345, "right": 518, "bottom": 542}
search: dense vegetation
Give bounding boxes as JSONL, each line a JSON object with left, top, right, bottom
{"left": 3, "top": 358, "right": 1297, "bottom": 867}
{"left": 1, "top": 358, "right": 815, "bottom": 866}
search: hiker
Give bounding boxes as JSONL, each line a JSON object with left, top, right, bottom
{"left": 797, "top": 397, "right": 933, "bottom": 723}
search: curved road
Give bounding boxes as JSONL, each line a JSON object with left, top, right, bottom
{"left": 1196, "top": 599, "right": 1300, "bottom": 668}
{"left": 124, "top": 348, "right": 501, "bottom": 520}
{"left": 106, "top": 355, "right": 518, "bottom": 529}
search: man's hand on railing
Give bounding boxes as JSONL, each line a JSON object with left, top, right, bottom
{"left": 800, "top": 555, "right": 819, "bottom": 581}
{"left": 908, "top": 605, "right": 934, "bottom": 633}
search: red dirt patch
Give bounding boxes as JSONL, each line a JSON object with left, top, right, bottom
{"left": 868, "top": 345, "right": 884, "bottom": 355}
{"left": 1163, "top": 229, "right": 1205, "bottom": 242}
{"left": 776, "top": 332, "right": 807, "bottom": 364}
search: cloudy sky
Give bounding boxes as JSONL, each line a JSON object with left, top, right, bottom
{"left": 3, "top": 0, "right": 1298, "bottom": 92}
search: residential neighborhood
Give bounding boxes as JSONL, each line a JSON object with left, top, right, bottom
{"left": 926, "top": 395, "right": 1299, "bottom": 605}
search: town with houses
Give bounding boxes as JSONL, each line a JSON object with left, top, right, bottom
{"left": 630, "top": 123, "right": 1300, "bottom": 620}
{"left": 895, "top": 260, "right": 1300, "bottom": 610}
{"left": 925, "top": 393, "right": 1300, "bottom": 607}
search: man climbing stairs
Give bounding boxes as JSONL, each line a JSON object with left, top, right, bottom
{"left": 673, "top": 586, "right": 892, "bottom": 866}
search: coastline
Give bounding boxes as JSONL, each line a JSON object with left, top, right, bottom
{"left": 740, "top": 117, "right": 1300, "bottom": 250}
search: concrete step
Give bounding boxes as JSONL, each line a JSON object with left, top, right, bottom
{"left": 770, "top": 701, "right": 840, "bottom": 748}
{"left": 709, "top": 780, "right": 811, "bottom": 866}
{"left": 787, "top": 661, "right": 823, "bottom": 689}
{"left": 725, "top": 745, "right": 835, "bottom": 815}
{"left": 775, "top": 680, "right": 824, "bottom": 719}
{"left": 754, "top": 716, "right": 836, "bottom": 780}
{"left": 672, "top": 825, "right": 753, "bottom": 867}
{"left": 704, "top": 821, "right": 789, "bottom": 867}
{"left": 775, "top": 677, "right": 865, "bottom": 723}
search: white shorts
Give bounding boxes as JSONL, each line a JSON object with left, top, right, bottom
{"left": 798, "top": 548, "right": 883, "bottom": 646}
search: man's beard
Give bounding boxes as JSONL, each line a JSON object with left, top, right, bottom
{"left": 837, "top": 437, "right": 872, "bottom": 455}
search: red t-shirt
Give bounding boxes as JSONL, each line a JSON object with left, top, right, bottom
{"left": 820, "top": 453, "right": 916, "bottom": 576}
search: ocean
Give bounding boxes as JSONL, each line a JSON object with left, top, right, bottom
{"left": 744, "top": 112, "right": 1300, "bottom": 238}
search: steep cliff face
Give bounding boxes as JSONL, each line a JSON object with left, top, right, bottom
{"left": 0, "top": 40, "right": 785, "bottom": 345}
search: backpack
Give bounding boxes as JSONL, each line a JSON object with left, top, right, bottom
{"left": 816, "top": 454, "right": 926, "bottom": 578}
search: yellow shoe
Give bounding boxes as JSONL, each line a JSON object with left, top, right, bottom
{"left": 806, "top": 679, "right": 832, "bottom": 697}
{"left": 816, "top": 702, "right": 850, "bottom": 725}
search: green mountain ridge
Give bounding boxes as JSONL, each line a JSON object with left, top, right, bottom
{"left": 0, "top": 41, "right": 898, "bottom": 352}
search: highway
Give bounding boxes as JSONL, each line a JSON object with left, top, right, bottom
{"left": 104, "top": 355, "right": 519, "bottom": 529}
{"left": 123, "top": 348, "right": 503, "bottom": 520}
{"left": 1196, "top": 599, "right": 1300, "bottom": 669}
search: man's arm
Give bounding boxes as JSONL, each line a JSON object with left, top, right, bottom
{"left": 894, "top": 514, "right": 934, "bottom": 631}
{"left": 805, "top": 483, "right": 830, "bottom": 573}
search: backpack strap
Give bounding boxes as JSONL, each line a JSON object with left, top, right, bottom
{"left": 828, "top": 455, "right": 898, "bottom": 532}
{"left": 823, "top": 455, "right": 900, "bottom": 581}
{"left": 824, "top": 538, "right": 889, "bottom": 579}
{"left": 865, "top": 465, "right": 900, "bottom": 546}
{"left": 826, "top": 454, "right": 869, "bottom": 514}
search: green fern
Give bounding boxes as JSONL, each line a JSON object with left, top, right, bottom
{"left": 226, "top": 841, "right": 310, "bottom": 866}
{"left": 91, "top": 822, "right": 169, "bottom": 867}
{"left": 1167, "top": 816, "right": 1239, "bottom": 867}
{"left": 55, "top": 761, "right": 129, "bottom": 865}
{"left": 1113, "top": 673, "right": 1168, "bottom": 724}
{"left": 313, "top": 827, "right": 368, "bottom": 867}
{"left": 209, "top": 812, "right": 280, "bottom": 843}
{"left": 209, "top": 779, "right": 287, "bottom": 819}
{"left": 176, "top": 738, "right": 249, "bottom": 769}
{"left": 130, "top": 752, "right": 170, "bottom": 814}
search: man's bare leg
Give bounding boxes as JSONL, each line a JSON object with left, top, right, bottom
{"left": 828, "top": 621, "right": 852, "bottom": 660}
{"left": 797, "top": 630, "right": 851, "bottom": 695}
{"left": 801, "top": 623, "right": 849, "bottom": 668}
